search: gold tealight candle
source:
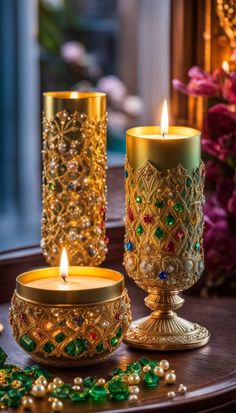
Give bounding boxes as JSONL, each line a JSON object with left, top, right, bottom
{"left": 124, "top": 100, "right": 210, "bottom": 351}
{"left": 10, "top": 249, "right": 131, "bottom": 367}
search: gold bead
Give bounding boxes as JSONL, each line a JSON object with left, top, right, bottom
{"left": 127, "top": 373, "right": 140, "bottom": 385}
{"left": 129, "top": 385, "right": 139, "bottom": 395}
{"left": 159, "top": 360, "right": 169, "bottom": 371}
{"left": 22, "top": 396, "right": 34, "bottom": 409}
{"left": 53, "top": 377, "right": 64, "bottom": 387}
{"left": 128, "top": 394, "right": 138, "bottom": 402}
{"left": 72, "top": 385, "right": 81, "bottom": 391}
{"left": 167, "top": 391, "right": 176, "bottom": 399}
{"left": 48, "top": 397, "right": 58, "bottom": 403}
{"left": 153, "top": 366, "right": 165, "bottom": 378}
{"left": 178, "top": 384, "right": 187, "bottom": 394}
{"left": 165, "top": 372, "right": 176, "bottom": 384}
{"left": 97, "top": 378, "right": 106, "bottom": 385}
{"left": 51, "top": 400, "right": 64, "bottom": 412}
{"left": 143, "top": 365, "right": 151, "bottom": 373}
{"left": 31, "top": 384, "right": 46, "bottom": 398}
{"left": 74, "top": 377, "right": 83, "bottom": 385}
{"left": 11, "top": 380, "right": 22, "bottom": 388}
{"left": 35, "top": 375, "right": 48, "bottom": 387}
{"left": 47, "top": 382, "right": 57, "bottom": 392}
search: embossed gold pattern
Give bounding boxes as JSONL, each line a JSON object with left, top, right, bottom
{"left": 9, "top": 290, "right": 131, "bottom": 367}
{"left": 123, "top": 159, "right": 210, "bottom": 350}
{"left": 41, "top": 108, "right": 107, "bottom": 266}
{"left": 217, "top": 0, "right": 236, "bottom": 48}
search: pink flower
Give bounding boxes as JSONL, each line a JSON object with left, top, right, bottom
{"left": 97, "top": 75, "right": 127, "bottom": 104}
{"left": 222, "top": 74, "right": 236, "bottom": 104}
{"left": 61, "top": 41, "right": 86, "bottom": 65}
{"left": 173, "top": 66, "right": 219, "bottom": 97}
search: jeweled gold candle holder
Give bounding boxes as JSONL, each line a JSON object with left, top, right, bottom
{"left": 41, "top": 92, "right": 107, "bottom": 266}
{"left": 123, "top": 126, "right": 210, "bottom": 350}
{"left": 9, "top": 267, "right": 131, "bottom": 367}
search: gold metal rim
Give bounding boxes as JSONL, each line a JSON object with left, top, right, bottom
{"left": 43, "top": 91, "right": 106, "bottom": 99}
{"left": 126, "top": 126, "right": 201, "bottom": 139}
{"left": 16, "top": 267, "right": 125, "bottom": 305}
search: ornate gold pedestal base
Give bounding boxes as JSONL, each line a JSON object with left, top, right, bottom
{"left": 124, "top": 314, "right": 210, "bottom": 351}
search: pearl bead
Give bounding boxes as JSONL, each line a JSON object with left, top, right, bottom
{"left": 178, "top": 383, "right": 187, "bottom": 394}
{"left": 22, "top": 396, "right": 34, "bottom": 409}
{"left": 167, "top": 391, "right": 176, "bottom": 399}
{"left": 48, "top": 397, "right": 58, "bottom": 403}
{"left": 72, "top": 385, "right": 81, "bottom": 391}
{"left": 51, "top": 400, "right": 64, "bottom": 412}
{"left": 127, "top": 373, "right": 140, "bottom": 385}
{"left": 31, "top": 384, "right": 46, "bottom": 398}
{"left": 35, "top": 376, "right": 47, "bottom": 387}
{"left": 129, "top": 385, "right": 139, "bottom": 395}
{"left": 153, "top": 366, "right": 165, "bottom": 378}
{"left": 159, "top": 360, "right": 169, "bottom": 371}
{"left": 165, "top": 372, "right": 176, "bottom": 384}
{"left": 128, "top": 394, "right": 138, "bottom": 402}
{"left": 97, "top": 378, "right": 106, "bottom": 385}
{"left": 184, "top": 259, "right": 194, "bottom": 271}
{"left": 53, "top": 377, "right": 64, "bottom": 387}
{"left": 47, "top": 382, "right": 57, "bottom": 392}
{"left": 100, "top": 320, "right": 109, "bottom": 329}
{"left": 143, "top": 365, "right": 151, "bottom": 373}
{"left": 74, "top": 377, "right": 83, "bottom": 385}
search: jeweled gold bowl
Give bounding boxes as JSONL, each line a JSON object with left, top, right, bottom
{"left": 9, "top": 267, "right": 131, "bottom": 367}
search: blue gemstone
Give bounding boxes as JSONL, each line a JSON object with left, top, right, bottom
{"left": 124, "top": 170, "right": 128, "bottom": 178}
{"left": 159, "top": 271, "right": 168, "bottom": 280}
{"left": 126, "top": 241, "right": 134, "bottom": 251}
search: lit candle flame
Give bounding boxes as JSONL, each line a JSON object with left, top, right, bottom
{"left": 60, "top": 248, "right": 68, "bottom": 283}
{"left": 222, "top": 60, "right": 229, "bottom": 74}
{"left": 161, "top": 99, "right": 169, "bottom": 137}
{"left": 70, "top": 91, "right": 78, "bottom": 98}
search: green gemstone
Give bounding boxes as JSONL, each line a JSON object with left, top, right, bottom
{"left": 165, "top": 214, "right": 175, "bottom": 226}
{"left": 31, "top": 366, "right": 51, "bottom": 379}
{"left": 96, "top": 342, "right": 105, "bottom": 353}
{"left": 130, "top": 180, "right": 135, "bottom": 188}
{"left": 154, "top": 226, "right": 164, "bottom": 239}
{"left": 195, "top": 242, "right": 200, "bottom": 252}
{"left": 0, "top": 347, "right": 7, "bottom": 366}
{"left": 116, "top": 328, "right": 122, "bottom": 339}
{"left": 139, "top": 356, "right": 151, "bottom": 366}
{"left": 7, "top": 389, "right": 21, "bottom": 399}
{"left": 90, "top": 384, "right": 108, "bottom": 401}
{"left": 174, "top": 201, "right": 184, "bottom": 213}
{"left": 49, "top": 182, "right": 56, "bottom": 191}
{"left": 186, "top": 177, "right": 192, "bottom": 187}
{"left": 64, "top": 339, "right": 87, "bottom": 356}
{"left": 149, "top": 360, "right": 158, "bottom": 368}
{"left": 83, "top": 377, "right": 95, "bottom": 388}
{"left": 55, "top": 332, "right": 65, "bottom": 343}
{"left": 8, "top": 398, "right": 21, "bottom": 408}
{"left": 125, "top": 361, "right": 141, "bottom": 375}
{"left": 108, "top": 377, "right": 129, "bottom": 400}
{"left": 136, "top": 195, "right": 142, "bottom": 204}
{"left": 137, "top": 223, "right": 143, "bottom": 235}
{"left": 20, "top": 334, "right": 36, "bottom": 353}
{"left": 43, "top": 342, "right": 55, "bottom": 353}
{"left": 155, "top": 200, "right": 165, "bottom": 209}
{"left": 52, "top": 384, "right": 72, "bottom": 399}
{"left": 110, "top": 336, "right": 118, "bottom": 347}
{"left": 143, "top": 371, "right": 160, "bottom": 388}
{"left": 70, "top": 388, "right": 90, "bottom": 402}
{"left": 112, "top": 367, "right": 123, "bottom": 376}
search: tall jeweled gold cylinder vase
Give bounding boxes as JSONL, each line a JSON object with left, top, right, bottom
{"left": 123, "top": 126, "right": 210, "bottom": 350}
{"left": 41, "top": 92, "right": 107, "bottom": 266}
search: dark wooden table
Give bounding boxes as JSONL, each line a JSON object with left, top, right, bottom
{"left": 0, "top": 168, "right": 235, "bottom": 412}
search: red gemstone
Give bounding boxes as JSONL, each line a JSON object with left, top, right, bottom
{"left": 175, "top": 228, "right": 185, "bottom": 241}
{"left": 115, "top": 313, "right": 120, "bottom": 321}
{"left": 100, "top": 207, "right": 107, "bottom": 214}
{"left": 104, "top": 235, "right": 109, "bottom": 244}
{"left": 144, "top": 214, "right": 153, "bottom": 224}
{"left": 128, "top": 209, "right": 134, "bottom": 222}
{"left": 19, "top": 313, "right": 26, "bottom": 322}
{"left": 89, "top": 332, "right": 97, "bottom": 341}
{"left": 166, "top": 241, "right": 175, "bottom": 252}
{"left": 99, "top": 223, "right": 105, "bottom": 229}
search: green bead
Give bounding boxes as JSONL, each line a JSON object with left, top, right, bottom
{"left": 116, "top": 327, "right": 122, "bottom": 339}
{"left": 186, "top": 177, "right": 192, "bottom": 187}
{"left": 108, "top": 377, "right": 129, "bottom": 400}
{"left": 52, "top": 384, "right": 72, "bottom": 399}
{"left": 139, "top": 356, "right": 151, "bottom": 366}
{"left": 7, "top": 389, "right": 21, "bottom": 399}
{"left": 49, "top": 182, "right": 56, "bottom": 191}
{"left": 136, "top": 195, "right": 142, "bottom": 204}
{"left": 8, "top": 398, "right": 21, "bottom": 408}
{"left": 137, "top": 223, "right": 143, "bottom": 235}
{"left": 155, "top": 200, "right": 165, "bottom": 209}
{"left": 125, "top": 361, "right": 141, "bottom": 375}
{"left": 149, "top": 360, "right": 158, "bottom": 368}
{"left": 112, "top": 367, "right": 123, "bottom": 376}
{"left": 0, "top": 347, "right": 7, "bottom": 366}
{"left": 55, "top": 332, "right": 65, "bottom": 343}
{"left": 70, "top": 388, "right": 90, "bottom": 402}
{"left": 43, "top": 342, "right": 55, "bottom": 353}
{"left": 19, "top": 334, "right": 36, "bottom": 353}
{"left": 83, "top": 377, "right": 95, "bottom": 388}
{"left": 154, "top": 226, "right": 164, "bottom": 239}
{"left": 174, "top": 201, "right": 184, "bottom": 213}
{"left": 31, "top": 366, "right": 51, "bottom": 379}
{"left": 64, "top": 339, "right": 87, "bottom": 356}
{"left": 195, "top": 242, "right": 200, "bottom": 252}
{"left": 143, "top": 371, "right": 160, "bottom": 388}
{"left": 110, "top": 336, "right": 118, "bottom": 347}
{"left": 96, "top": 342, "right": 105, "bottom": 353}
{"left": 165, "top": 214, "right": 175, "bottom": 226}
{"left": 90, "top": 384, "right": 108, "bottom": 401}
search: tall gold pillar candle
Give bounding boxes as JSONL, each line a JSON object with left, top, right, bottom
{"left": 123, "top": 102, "right": 210, "bottom": 350}
{"left": 41, "top": 92, "right": 107, "bottom": 266}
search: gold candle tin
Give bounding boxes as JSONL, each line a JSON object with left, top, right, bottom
{"left": 124, "top": 126, "right": 210, "bottom": 350}
{"left": 41, "top": 92, "right": 107, "bottom": 266}
{"left": 9, "top": 268, "right": 131, "bottom": 367}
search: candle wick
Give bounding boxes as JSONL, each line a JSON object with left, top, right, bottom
{"left": 162, "top": 133, "right": 165, "bottom": 138}
{"left": 61, "top": 274, "right": 67, "bottom": 283}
